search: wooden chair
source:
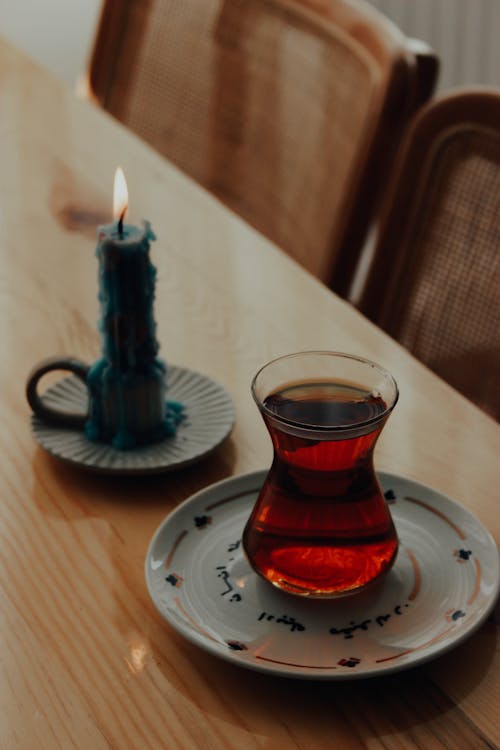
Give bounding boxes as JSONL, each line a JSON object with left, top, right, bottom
{"left": 86, "top": 0, "right": 437, "bottom": 295}
{"left": 358, "top": 89, "right": 500, "bottom": 419}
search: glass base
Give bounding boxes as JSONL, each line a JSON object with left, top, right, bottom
{"left": 243, "top": 532, "right": 399, "bottom": 598}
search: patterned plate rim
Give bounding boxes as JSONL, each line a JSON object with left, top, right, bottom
{"left": 145, "top": 470, "right": 500, "bottom": 680}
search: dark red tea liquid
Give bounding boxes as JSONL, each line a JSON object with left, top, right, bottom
{"left": 243, "top": 381, "right": 398, "bottom": 596}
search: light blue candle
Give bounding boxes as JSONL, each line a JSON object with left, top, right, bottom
{"left": 85, "top": 169, "right": 183, "bottom": 449}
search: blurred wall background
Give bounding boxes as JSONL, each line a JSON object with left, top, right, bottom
{"left": 366, "top": 0, "right": 500, "bottom": 91}
{"left": 0, "top": 0, "right": 102, "bottom": 87}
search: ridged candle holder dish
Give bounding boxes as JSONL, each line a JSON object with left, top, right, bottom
{"left": 30, "top": 365, "right": 234, "bottom": 474}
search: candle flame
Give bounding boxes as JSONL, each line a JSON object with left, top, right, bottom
{"left": 113, "top": 166, "right": 128, "bottom": 224}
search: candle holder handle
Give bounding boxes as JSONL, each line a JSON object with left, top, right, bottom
{"left": 26, "top": 356, "right": 90, "bottom": 429}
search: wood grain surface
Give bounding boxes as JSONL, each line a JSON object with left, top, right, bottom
{"left": 0, "top": 37, "right": 498, "bottom": 750}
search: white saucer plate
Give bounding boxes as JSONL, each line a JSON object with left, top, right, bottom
{"left": 145, "top": 470, "right": 499, "bottom": 680}
{"left": 30, "top": 365, "right": 234, "bottom": 474}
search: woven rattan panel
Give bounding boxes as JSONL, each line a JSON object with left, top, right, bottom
{"left": 395, "top": 129, "right": 500, "bottom": 418}
{"left": 104, "top": 0, "right": 379, "bottom": 281}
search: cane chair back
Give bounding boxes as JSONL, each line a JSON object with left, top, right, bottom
{"left": 88, "top": 0, "right": 437, "bottom": 293}
{"left": 359, "top": 89, "right": 500, "bottom": 418}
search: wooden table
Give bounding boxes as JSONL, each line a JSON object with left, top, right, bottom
{"left": 1, "top": 37, "right": 499, "bottom": 749}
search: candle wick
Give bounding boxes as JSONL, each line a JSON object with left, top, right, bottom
{"left": 118, "top": 208, "right": 126, "bottom": 238}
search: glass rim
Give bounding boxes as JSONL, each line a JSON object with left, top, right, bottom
{"left": 251, "top": 350, "right": 399, "bottom": 433}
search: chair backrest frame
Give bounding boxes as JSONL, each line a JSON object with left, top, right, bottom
{"left": 358, "top": 88, "right": 500, "bottom": 417}
{"left": 359, "top": 89, "right": 500, "bottom": 325}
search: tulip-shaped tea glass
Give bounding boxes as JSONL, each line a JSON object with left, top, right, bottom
{"left": 243, "top": 352, "right": 399, "bottom": 597}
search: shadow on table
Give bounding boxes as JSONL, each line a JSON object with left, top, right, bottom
{"left": 30, "top": 434, "right": 238, "bottom": 515}
{"left": 156, "top": 626, "right": 497, "bottom": 746}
